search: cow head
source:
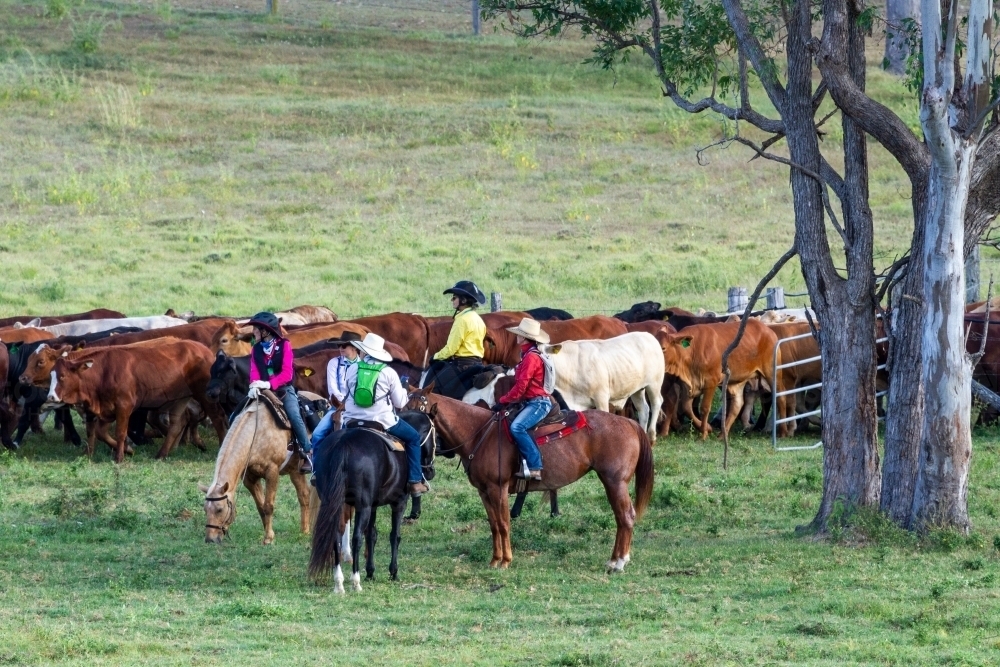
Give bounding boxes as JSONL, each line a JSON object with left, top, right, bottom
{"left": 20, "top": 345, "right": 73, "bottom": 387}
{"left": 658, "top": 333, "right": 693, "bottom": 378}
{"left": 210, "top": 321, "right": 252, "bottom": 357}
{"left": 201, "top": 481, "right": 233, "bottom": 544}
{"left": 47, "top": 357, "right": 94, "bottom": 405}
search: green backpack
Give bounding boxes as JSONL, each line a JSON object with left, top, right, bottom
{"left": 353, "top": 360, "right": 386, "bottom": 408}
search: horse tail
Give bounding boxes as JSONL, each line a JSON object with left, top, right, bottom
{"left": 308, "top": 437, "right": 349, "bottom": 580}
{"left": 631, "top": 420, "right": 655, "bottom": 520}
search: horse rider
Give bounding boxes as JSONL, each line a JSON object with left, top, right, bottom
{"left": 306, "top": 331, "right": 363, "bottom": 459}
{"left": 428, "top": 280, "right": 487, "bottom": 398}
{"left": 343, "top": 332, "right": 429, "bottom": 496}
{"left": 493, "top": 318, "right": 551, "bottom": 482}
{"left": 245, "top": 312, "right": 315, "bottom": 475}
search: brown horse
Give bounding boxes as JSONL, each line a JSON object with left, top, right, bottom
{"left": 408, "top": 388, "right": 653, "bottom": 571}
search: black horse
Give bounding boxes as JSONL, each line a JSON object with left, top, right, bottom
{"left": 309, "top": 410, "right": 435, "bottom": 592}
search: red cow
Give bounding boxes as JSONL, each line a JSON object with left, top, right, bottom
{"left": 484, "top": 316, "right": 628, "bottom": 366}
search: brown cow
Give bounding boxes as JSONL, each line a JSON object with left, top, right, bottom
{"left": 292, "top": 341, "right": 413, "bottom": 400}
{"left": 346, "top": 313, "right": 429, "bottom": 367}
{"left": 626, "top": 321, "right": 683, "bottom": 435}
{"left": 427, "top": 311, "right": 530, "bottom": 361}
{"left": 0, "top": 327, "right": 58, "bottom": 344}
{"left": 0, "top": 344, "right": 12, "bottom": 449}
{"left": 210, "top": 321, "right": 370, "bottom": 358}
{"left": 484, "top": 316, "right": 628, "bottom": 366}
{"left": 46, "top": 339, "right": 228, "bottom": 462}
{"left": 0, "top": 309, "right": 125, "bottom": 329}
{"left": 84, "top": 318, "right": 233, "bottom": 349}
{"left": 659, "top": 320, "right": 784, "bottom": 439}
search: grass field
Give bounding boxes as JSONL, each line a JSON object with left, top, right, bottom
{"left": 5, "top": 1, "right": 1000, "bottom": 665}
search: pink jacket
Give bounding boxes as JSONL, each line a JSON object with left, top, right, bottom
{"left": 248, "top": 339, "right": 295, "bottom": 390}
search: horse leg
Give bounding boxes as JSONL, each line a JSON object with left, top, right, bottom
{"left": 389, "top": 496, "right": 406, "bottom": 581}
{"left": 477, "top": 487, "right": 506, "bottom": 568}
{"left": 365, "top": 507, "right": 378, "bottom": 581}
{"left": 549, "top": 491, "right": 560, "bottom": 517}
{"left": 341, "top": 506, "right": 354, "bottom": 564}
{"left": 289, "top": 471, "right": 311, "bottom": 535}
{"left": 599, "top": 477, "right": 636, "bottom": 573}
{"left": 352, "top": 506, "right": 370, "bottom": 591}
{"left": 245, "top": 475, "right": 275, "bottom": 545}
{"left": 404, "top": 494, "right": 422, "bottom": 524}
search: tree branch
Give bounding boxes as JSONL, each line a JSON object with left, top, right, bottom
{"left": 720, "top": 245, "right": 798, "bottom": 469}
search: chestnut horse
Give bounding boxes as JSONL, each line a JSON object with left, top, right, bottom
{"left": 408, "top": 389, "right": 653, "bottom": 571}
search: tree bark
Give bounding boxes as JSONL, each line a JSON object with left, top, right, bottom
{"left": 884, "top": 0, "right": 920, "bottom": 75}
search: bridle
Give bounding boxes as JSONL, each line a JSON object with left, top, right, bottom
{"left": 203, "top": 395, "right": 263, "bottom": 540}
{"left": 204, "top": 493, "right": 235, "bottom": 537}
{"left": 407, "top": 390, "right": 501, "bottom": 460}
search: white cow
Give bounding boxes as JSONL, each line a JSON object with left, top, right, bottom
{"left": 29, "top": 316, "right": 188, "bottom": 338}
{"left": 758, "top": 308, "right": 817, "bottom": 324}
{"left": 538, "top": 332, "right": 665, "bottom": 441}
{"left": 235, "top": 305, "right": 337, "bottom": 327}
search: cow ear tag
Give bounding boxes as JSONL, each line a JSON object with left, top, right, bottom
{"left": 680, "top": 339, "right": 691, "bottom": 348}
{"left": 84, "top": 361, "right": 94, "bottom": 369}
{"left": 302, "top": 368, "right": 314, "bottom": 377}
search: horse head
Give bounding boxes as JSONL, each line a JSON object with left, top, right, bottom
{"left": 200, "top": 481, "right": 234, "bottom": 544}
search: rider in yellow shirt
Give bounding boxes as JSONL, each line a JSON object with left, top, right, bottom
{"left": 427, "top": 281, "right": 487, "bottom": 398}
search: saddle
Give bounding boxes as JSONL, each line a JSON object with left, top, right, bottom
{"left": 252, "top": 389, "right": 329, "bottom": 433}
{"left": 344, "top": 419, "right": 405, "bottom": 452}
{"left": 501, "top": 399, "right": 589, "bottom": 445}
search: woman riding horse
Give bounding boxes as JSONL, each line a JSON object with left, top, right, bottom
{"left": 426, "top": 280, "right": 487, "bottom": 399}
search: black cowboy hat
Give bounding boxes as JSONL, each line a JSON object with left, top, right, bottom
{"left": 443, "top": 280, "right": 486, "bottom": 305}
{"left": 246, "top": 312, "right": 282, "bottom": 338}
{"left": 328, "top": 331, "right": 364, "bottom": 346}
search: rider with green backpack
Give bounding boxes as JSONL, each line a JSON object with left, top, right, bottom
{"left": 342, "top": 333, "right": 429, "bottom": 496}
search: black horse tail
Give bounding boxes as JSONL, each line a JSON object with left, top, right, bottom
{"left": 630, "top": 420, "right": 655, "bottom": 520}
{"left": 308, "top": 438, "right": 349, "bottom": 580}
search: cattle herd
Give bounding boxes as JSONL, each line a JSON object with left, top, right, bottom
{"left": 0, "top": 301, "right": 834, "bottom": 463}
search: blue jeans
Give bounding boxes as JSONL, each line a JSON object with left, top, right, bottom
{"left": 387, "top": 418, "right": 423, "bottom": 484}
{"left": 309, "top": 410, "right": 337, "bottom": 451}
{"left": 278, "top": 386, "right": 312, "bottom": 453}
{"left": 509, "top": 397, "right": 549, "bottom": 471}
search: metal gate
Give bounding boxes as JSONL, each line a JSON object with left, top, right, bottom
{"left": 770, "top": 325, "right": 888, "bottom": 451}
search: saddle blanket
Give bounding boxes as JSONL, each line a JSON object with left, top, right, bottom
{"left": 343, "top": 420, "right": 405, "bottom": 452}
{"left": 503, "top": 410, "right": 588, "bottom": 446}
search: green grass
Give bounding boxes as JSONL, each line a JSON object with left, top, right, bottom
{"left": 2, "top": 0, "right": 982, "bottom": 319}
{"left": 4, "top": 1, "right": 1000, "bottom": 664}
{"left": 4, "top": 424, "right": 1000, "bottom": 665}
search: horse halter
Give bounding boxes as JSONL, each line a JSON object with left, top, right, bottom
{"left": 204, "top": 494, "right": 235, "bottom": 538}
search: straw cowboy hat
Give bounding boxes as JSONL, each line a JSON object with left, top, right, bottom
{"left": 351, "top": 332, "right": 393, "bottom": 363}
{"left": 506, "top": 318, "right": 550, "bottom": 344}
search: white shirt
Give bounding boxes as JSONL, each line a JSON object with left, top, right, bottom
{"left": 325, "top": 355, "right": 356, "bottom": 403}
{"left": 341, "top": 356, "right": 407, "bottom": 429}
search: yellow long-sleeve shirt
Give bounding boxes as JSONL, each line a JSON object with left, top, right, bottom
{"left": 433, "top": 308, "right": 486, "bottom": 360}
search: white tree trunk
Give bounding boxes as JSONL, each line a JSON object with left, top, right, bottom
{"left": 910, "top": 0, "right": 992, "bottom": 531}
{"left": 884, "top": 0, "right": 919, "bottom": 75}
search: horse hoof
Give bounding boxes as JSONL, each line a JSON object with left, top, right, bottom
{"left": 351, "top": 572, "right": 363, "bottom": 592}
{"left": 334, "top": 585, "right": 345, "bottom": 594}
{"left": 489, "top": 560, "right": 501, "bottom": 569}
{"left": 499, "top": 561, "right": 511, "bottom": 570}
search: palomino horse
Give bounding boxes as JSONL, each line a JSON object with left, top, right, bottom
{"left": 201, "top": 392, "right": 322, "bottom": 545}
{"left": 408, "top": 389, "right": 653, "bottom": 571}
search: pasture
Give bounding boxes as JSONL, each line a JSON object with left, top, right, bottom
{"left": 4, "top": 0, "right": 1000, "bottom": 665}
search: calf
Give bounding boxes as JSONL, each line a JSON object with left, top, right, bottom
{"left": 659, "top": 320, "right": 784, "bottom": 439}
{"left": 47, "top": 339, "right": 227, "bottom": 461}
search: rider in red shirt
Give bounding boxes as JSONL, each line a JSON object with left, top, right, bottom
{"left": 495, "top": 318, "right": 551, "bottom": 481}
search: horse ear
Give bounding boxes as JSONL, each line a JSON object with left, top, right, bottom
{"left": 198, "top": 483, "right": 209, "bottom": 493}
{"left": 423, "top": 380, "right": 436, "bottom": 394}
{"left": 220, "top": 482, "right": 229, "bottom": 493}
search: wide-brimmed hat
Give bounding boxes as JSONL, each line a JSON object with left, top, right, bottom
{"left": 247, "top": 312, "right": 282, "bottom": 338}
{"left": 443, "top": 280, "right": 487, "bottom": 305}
{"left": 328, "top": 331, "right": 364, "bottom": 346}
{"left": 506, "top": 318, "right": 550, "bottom": 344}
{"left": 351, "top": 332, "right": 393, "bottom": 363}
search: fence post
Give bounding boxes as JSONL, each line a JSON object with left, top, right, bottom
{"left": 472, "top": 0, "right": 480, "bottom": 35}
{"left": 766, "top": 287, "right": 785, "bottom": 310}
{"left": 727, "top": 286, "right": 748, "bottom": 313}
{"left": 491, "top": 292, "right": 502, "bottom": 313}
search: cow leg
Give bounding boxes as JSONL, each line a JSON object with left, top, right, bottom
{"left": 723, "top": 383, "right": 746, "bottom": 436}
{"left": 154, "top": 400, "right": 189, "bottom": 459}
{"left": 289, "top": 471, "right": 312, "bottom": 535}
{"left": 698, "top": 384, "right": 717, "bottom": 439}
{"left": 644, "top": 382, "right": 663, "bottom": 442}
{"left": 628, "top": 392, "right": 652, "bottom": 441}
{"left": 30, "top": 412, "right": 43, "bottom": 434}
{"left": 113, "top": 407, "right": 132, "bottom": 463}
{"left": 129, "top": 409, "right": 151, "bottom": 446}
{"left": 195, "top": 395, "right": 228, "bottom": 446}
{"left": 60, "top": 407, "right": 81, "bottom": 446}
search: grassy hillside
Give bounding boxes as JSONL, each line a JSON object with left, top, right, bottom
{"left": 0, "top": 0, "right": 974, "bottom": 319}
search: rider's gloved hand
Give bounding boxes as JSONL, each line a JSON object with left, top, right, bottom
{"left": 249, "top": 380, "right": 270, "bottom": 390}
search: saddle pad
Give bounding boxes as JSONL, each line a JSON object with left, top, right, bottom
{"left": 503, "top": 410, "right": 588, "bottom": 446}
{"left": 347, "top": 426, "right": 405, "bottom": 452}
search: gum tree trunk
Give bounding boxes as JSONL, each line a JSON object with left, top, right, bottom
{"left": 884, "top": 0, "right": 919, "bottom": 75}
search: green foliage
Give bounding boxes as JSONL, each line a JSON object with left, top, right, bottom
{"left": 69, "top": 13, "right": 110, "bottom": 55}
